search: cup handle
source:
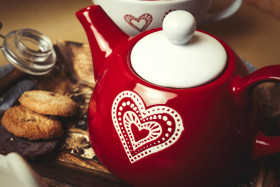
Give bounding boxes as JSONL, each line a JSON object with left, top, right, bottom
{"left": 232, "top": 65, "right": 280, "bottom": 160}
{"left": 200, "top": 0, "right": 243, "bottom": 24}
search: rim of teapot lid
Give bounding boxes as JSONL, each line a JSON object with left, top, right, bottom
{"left": 130, "top": 10, "right": 227, "bottom": 89}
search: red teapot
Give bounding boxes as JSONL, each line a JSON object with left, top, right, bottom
{"left": 76, "top": 5, "right": 280, "bottom": 186}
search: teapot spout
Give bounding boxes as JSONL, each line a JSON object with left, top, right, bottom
{"left": 76, "top": 5, "right": 129, "bottom": 81}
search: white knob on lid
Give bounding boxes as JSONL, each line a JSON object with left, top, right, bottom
{"left": 162, "top": 10, "right": 196, "bottom": 45}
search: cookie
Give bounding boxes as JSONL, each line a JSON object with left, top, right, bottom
{"left": 0, "top": 122, "right": 60, "bottom": 160}
{"left": 19, "top": 90, "right": 77, "bottom": 117}
{"left": 1, "top": 105, "right": 63, "bottom": 140}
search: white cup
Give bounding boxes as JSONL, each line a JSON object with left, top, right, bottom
{"left": 93, "top": 0, "right": 243, "bottom": 36}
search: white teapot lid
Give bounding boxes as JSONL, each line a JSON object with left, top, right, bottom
{"left": 130, "top": 10, "right": 227, "bottom": 88}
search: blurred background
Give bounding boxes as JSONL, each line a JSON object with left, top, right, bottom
{"left": 0, "top": 0, "right": 280, "bottom": 68}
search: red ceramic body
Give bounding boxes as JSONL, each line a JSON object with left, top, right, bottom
{"left": 77, "top": 5, "right": 280, "bottom": 187}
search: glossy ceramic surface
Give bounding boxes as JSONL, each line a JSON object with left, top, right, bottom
{"left": 77, "top": 5, "right": 280, "bottom": 186}
{"left": 93, "top": 0, "right": 243, "bottom": 36}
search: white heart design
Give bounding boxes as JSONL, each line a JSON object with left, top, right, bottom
{"left": 123, "top": 111, "right": 162, "bottom": 151}
{"left": 111, "top": 91, "right": 184, "bottom": 163}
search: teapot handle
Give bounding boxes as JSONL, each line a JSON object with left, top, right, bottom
{"left": 232, "top": 65, "right": 280, "bottom": 160}
{"left": 200, "top": 0, "right": 243, "bottom": 24}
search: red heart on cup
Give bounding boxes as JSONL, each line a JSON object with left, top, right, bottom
{"left": 124, "top": 13, "right": 153, "bottom": 32}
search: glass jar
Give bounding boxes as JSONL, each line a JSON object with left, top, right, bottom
{"left": 1, "top": 28, "right": 56, "bottom": 75}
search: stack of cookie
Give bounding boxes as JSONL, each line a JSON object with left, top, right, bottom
{"left": 0, "top": 90, "right": 77, "bottom": 159}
